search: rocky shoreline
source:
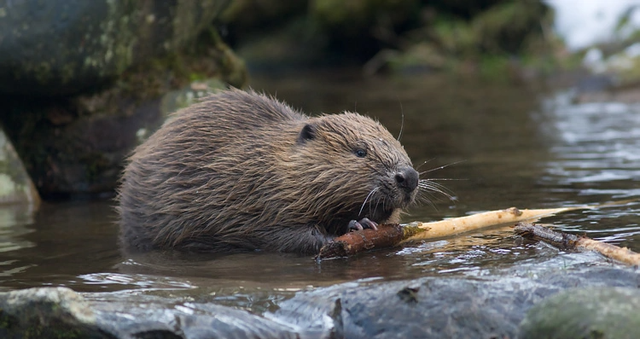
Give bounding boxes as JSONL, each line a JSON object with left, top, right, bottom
{"left": 2, "top": 263, "right": 639, "bottom": 339}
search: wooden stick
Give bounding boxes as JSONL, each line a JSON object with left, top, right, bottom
{"left": 403, "top": 206, "right": 589, "bottom": 242}
{"left": 317, "top": 200, "right": 639, "bottom": 260}
{"left": 316, "top": 206, "right": 587, "bottom": 259}
{"left": 514, "top": 222, "right": 640, "bottom": 266}
{"left": 316, "top": 224, "right": 404, "bottom": 259}
{"left": 316, "top": 224, "right": 431, "bottom": 259}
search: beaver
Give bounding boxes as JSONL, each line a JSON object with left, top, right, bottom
{"left": 117, "top": 89, "right": 420, "bottom": 255}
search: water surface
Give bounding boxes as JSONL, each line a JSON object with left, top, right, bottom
{"left": 1, "top": 71, "right": 638, "bottom": 310}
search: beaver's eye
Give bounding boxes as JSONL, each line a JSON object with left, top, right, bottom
{"left": 354, "top": 148, "right": 367, "bottom": 158}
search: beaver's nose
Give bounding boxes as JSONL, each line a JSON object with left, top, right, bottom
{"left": 395, "top": 167, "right": 419, "bottom": 193}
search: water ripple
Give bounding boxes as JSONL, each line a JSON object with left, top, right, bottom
{"left": 538, "top": 93, "right": 640, "bottom": 190}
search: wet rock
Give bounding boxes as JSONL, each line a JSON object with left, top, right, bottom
{"left": 572, "top": 83, "right": 640, "bottom": 104}
{"left": 271, "top": 267, "right": 640, "bottom": 339}
{"left": 160, "top": 79, "right": 229, "bottom": 114}
{"left": 0, "top": 287, "right": 300, "bottom": 339}
{"left": 0, "top": 77, "right": 230, "bottom": 198}
{"left": 0, "top": 15, "right": 246, "bottom": 197}
{"left": 1, "top": 266, "right": 639, "bottom": 338}
{"left": 0, "top": 0, "right": 229, "bottom": 95}
{"left": 94, "top": 301, "right": 300, "bottom": 339}
{"left": 519, "top": 287, "right": 640, "bottom": 339}
{"left": 575, "top": 74, "right": 616, "bottom": 93}
{"left": 0, "top": 128, "right": 39, "bottom": 205}
{"left": 274, "top": 278, "right": 526, "bottom": 338}
{"left": 0, "top": 0, "right": 248, "bottom": 198}
{"left": 0, "top": 287, "right": 110, "bottom": 338}
{"left": 0, "top": 92, "right": 166, "bottom": 197}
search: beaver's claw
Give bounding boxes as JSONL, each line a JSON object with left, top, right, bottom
{"left": 348, "top": 218, "right": 378, "bottom": 231}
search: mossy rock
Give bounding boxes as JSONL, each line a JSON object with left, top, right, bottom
{"left": 519, "top": 287, "right": 640, "bottom": 339}
{"left": 0, "top": 23, "right": 246, "bottom": 197}
{"left": 0, "top": 287, "right": 112, "bottom": 339}
{"left": 0, "top": 0, "right": 229, "bottom": 95}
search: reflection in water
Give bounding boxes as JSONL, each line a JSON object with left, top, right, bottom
{"left": 540, "top": 93, "right": 640, "bottom": 190}
{"left": 0, "top": 73, "right": 638, "bottom": 310}
{"left": 535, "top": 92, "right": 640, "bottom": 248}
{"left": 0, "top": 204, "right": 36, "bottom": 253}
{"left": 0, "top": 204, "right": 37, "bottom": 283}
{"left": 0, "top": 201, "right": 121, "bottom": 292}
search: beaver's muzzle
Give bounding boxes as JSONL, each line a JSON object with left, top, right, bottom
{"left": 394, "top": 166, "right": 419, "bottom": 194}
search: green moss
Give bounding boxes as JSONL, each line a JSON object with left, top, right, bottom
{"left": 0, "top": 311, "right": 16, "bottom": 329}
{"left": 313, "top": 0, "right": 368, "bottom": 27}
{"left": 3, "top": 1, "right": 231, "bottom": 94}
{"left": 432, "top": 17, "right": 477, "bottom": 57}
{"left": 387, "top": 43, "right": 445, "bottom": 71}
{"left": 106, "top": 27, "right": 246, "bottom": 106}
{"left": 312, "top": 0, "right": 420, "bottom": 33}
{"left": 520, "top": 287, "right": 640, "bottom": 339}
{"left": 22, "top": 326, "right": 85, "bottom": 339}
{"left": 1, "top": 310, "right": 87, "bottom": 339}
{"left": 95, "top": 0, "right": 137, "bottom": 77}
{"left": 82, "top": 153, "right": 111, "bottom": 182}
{"left": 477, "top": 56, "right": 511, "bottom": 81}
{"left": 32, "top": 62, "right": 54, "bottom": 86}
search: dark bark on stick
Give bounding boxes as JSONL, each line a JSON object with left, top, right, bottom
{"left": 515, "top": 222, "right": 640, "bottom": 266}
{"left": 316, "top": 224, "right": 405, "bottom": 260}
{"left": 514, "top": 222, "right": 581, "bottom": 248}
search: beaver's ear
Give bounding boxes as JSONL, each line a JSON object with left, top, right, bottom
{"left": 297, "top": 123, "right": 317, "bottom": 144}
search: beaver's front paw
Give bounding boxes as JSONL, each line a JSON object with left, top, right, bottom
{"left": 348, "top": 218, "right": 378, "bottom": 231}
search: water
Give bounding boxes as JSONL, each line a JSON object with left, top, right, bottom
{"left": 1, "top": 71, "right": 639, "bottom": 310}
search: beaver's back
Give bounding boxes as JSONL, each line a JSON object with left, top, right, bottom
{"left": 118, "top": 90, "right": 307, "bottom": 252}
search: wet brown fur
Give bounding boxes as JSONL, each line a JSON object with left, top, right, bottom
{"left": 117, "top": 89, "right": 417, "bottom": 254}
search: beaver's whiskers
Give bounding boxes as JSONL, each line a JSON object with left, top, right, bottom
{"left": 414, "top": 160, "right": 462, "bottom": 211}
{"left": 418, "top": 179, "right": 455, "bottom": 201}
{"left": 358, "top": 187, "right": 380, "bottom": 217}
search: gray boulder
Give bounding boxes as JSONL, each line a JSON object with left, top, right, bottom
{"left": 272, "top": 266, "right": 640, "bottom": 339}
{"left": 0, "top": 0, "right": 228, "bottom": 95}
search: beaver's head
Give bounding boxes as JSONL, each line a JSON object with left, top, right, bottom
{"left": 288, "top": 112, "right": 419, "bottom": 232}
